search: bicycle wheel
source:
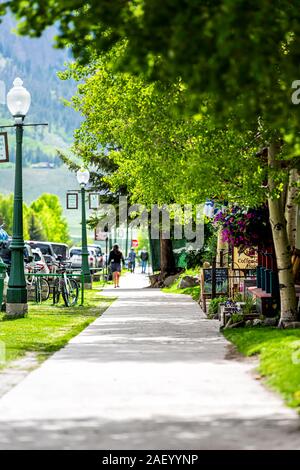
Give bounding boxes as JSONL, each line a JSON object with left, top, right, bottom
{"left": 53, "top": 278, "right": 60, "bottom": 304}
{"left": 26, "top": 279, "right": 35, "bottom": 301}
{"left": 40, "top": 278, "right": 50, "bottom": 301}
{"left": 62, "top": 278, "right": 79, "bottom": 307}
{"left": 35, "top": 277, "right": 42, "bottom": 303}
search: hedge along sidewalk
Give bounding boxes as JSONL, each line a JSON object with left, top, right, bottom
{"left": 0, "top": 285, "right": 114, "bottom": 370}
{"left": 224, "top": 327, "right": 300, "bottom": 411}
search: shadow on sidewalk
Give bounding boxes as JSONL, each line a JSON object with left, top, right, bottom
{"left": 0, "top": 414, "right": 299, "bottom": 449}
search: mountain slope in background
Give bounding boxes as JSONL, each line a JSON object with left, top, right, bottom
{"left": 0, "top": 14, "right": 80, "bottom": 166}
{"left": 0, "top": 14, "right": 89, "bottom": 242}
{"left": 0, "top": 166, "right": 84, "bottom": 242}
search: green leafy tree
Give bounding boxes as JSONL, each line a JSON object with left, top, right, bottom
{"left": 0, "top": 194, "right": 30, "bottom": 240}
{"left": 0, "top": 194, "right": 14, "bottom": 234}
{"left": 27, "top": 210, "right": 47, "bottom": 241}
{"left": 9, "top": 1, "right": 300, "bottom": 320}
{"left": 60, "top": 46, "right": 208, "bottom": 274}
{"left": 4, "top": 1, "right": 300, "bottom": 125}
{"left": 61, "top": 46, "right": 259, "bottom": 276}
{"left": 0, "top": 193, "right": 69, "bottom": 243}
{"left": 30, "top": 193, "right": 70, "bottom": 243}
{"left": 59, "top": 45, "right": 210, "bottom": 206}
{"left": 62, "top": 43, "right": 299, "bottom": 320}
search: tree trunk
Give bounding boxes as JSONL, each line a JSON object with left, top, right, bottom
{"left": 268, "top": 142, "right": 298, "bottom": 325}
{"left": 285, "top": 168, "right": 299, "bottom": 250}
{"left": 160, "top": 236, "right": 176, "bottom": 275}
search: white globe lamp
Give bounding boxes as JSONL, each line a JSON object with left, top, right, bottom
{"left": 77, "top": 168, "right": 90, "bottom": 187}
{"left": 7, "top": 77, "right": 31, "bottom": 122}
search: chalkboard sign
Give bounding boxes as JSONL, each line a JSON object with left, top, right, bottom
{"left": 202, "top": 268, "right": 228, "bottom": 294}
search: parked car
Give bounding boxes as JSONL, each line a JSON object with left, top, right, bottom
{"left": 0, "top": 239, "right": 12, "bottom": 268}
{"left": 69, "top": 247, "right": 97, "bottom": 269}
{"left": 27, "top": 241, "right": 56, "bottom": 258}
{"left": 88, "top": 248, "right": 98, "bottom": 269}
{"left": 27, "top": 241, "right": 57, "bottom": 273}
{"left": 31, "top": 248, "right": 50, "bottom": 274}
{"left": 88, "top": 245, "right": 104, "bottom": 268}
{"left": 3, "top": 271, "right": 8, "bottom": 304}
{"left": 50, "top": 242, "right": 69, "bottom": 261}
{"left": 0, "top": 238, "right": 34, "bottom": 273}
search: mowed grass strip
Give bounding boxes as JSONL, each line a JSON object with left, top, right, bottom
{"left": 0, "top": 287, "right": 114, "bottom": 369}
{"left": 162, "top": 268, "right": 200, "bottom": 301}
{"left": 223, "top": 327, "right": 300, "bottom": 410}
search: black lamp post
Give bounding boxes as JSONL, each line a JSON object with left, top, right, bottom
{"left": 77, "top": 168, "right": 92, "bottom": 289}
{"left": 103, "top": 224, "right": 109, "bottom": 279}
{"left": 6, "top": 78, "right": 31, "bottom": 317}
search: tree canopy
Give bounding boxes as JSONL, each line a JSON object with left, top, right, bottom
{"left": 0, "top": 193, "right": 70, "bottom": 243}
{"left": 30, "top": 194, "right": 70, "bottom": 243}
{"left": 3, "top": 1, "right": 300, "bottom": 132}
{"left": 61, "top": 44, "right": 276, "bottom": 210}
{"left": 4, "top": 1, "right": 299, "bottom": 321}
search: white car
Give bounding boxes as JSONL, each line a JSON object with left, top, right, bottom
{"left": 88, "top": 245, "right": 104, "bottom": 268}
{"left": 31, "top": 248, "right": 50, "bottom": 274}
{"left": 69, "top": 247, "right": 97, "bottom": 269}
{"left": 3, "top": 272, "right": 8, "bottom": 302}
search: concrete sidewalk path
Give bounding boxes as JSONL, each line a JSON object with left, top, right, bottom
{"left": 0, "top": 272, "right": 299, "bottom": 449}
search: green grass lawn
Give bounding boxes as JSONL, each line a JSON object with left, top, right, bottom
{"left": 0, "top": 287, "right": 114, "bottom": 369}
{"left": 162, "top": 268, "right": 200, "bottom": 301}
{"left": 224, "top": 327, "right": 300, "bottom": 410}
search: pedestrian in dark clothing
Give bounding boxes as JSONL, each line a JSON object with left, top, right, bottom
{"left": 128, "top": 248, "right": 136, "bottom": 273}
{"left": 140, "top": 247, "right": 149, "bottom": 274}
{"left": 108, "top": 244, "right": 125, "bottom": 288}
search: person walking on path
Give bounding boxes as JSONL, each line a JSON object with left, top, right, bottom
{"left": 128, "top": 247, "right": 136, "bottom": 273}
{"left": 140, "top": 247, "right": 149, "bottom": 274}
{"left": 108, "top": 244, "right": 125, "bottom": 288}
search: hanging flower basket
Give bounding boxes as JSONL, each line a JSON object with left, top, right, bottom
{"left": 213, "top": 205, "right": 272, "bottom": 252}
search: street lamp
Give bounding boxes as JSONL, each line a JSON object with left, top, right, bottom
{"left": 104, "top": 224, "right": 109, "bottom": 279}
{"left": 77, "top": 168, "right": 92, "bottom": 289}
{"left": 6, "top": 78, "right": 31, "bottom": 317}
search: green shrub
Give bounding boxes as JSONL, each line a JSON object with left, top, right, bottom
{"left": 233, "top": 292, "right": 243, "bottom": 302}
{"left": 208, "top": 296, "right": 228, "bottom": 318}
{"left": 231, "top": 313, "right": 244, "bottom": 324}
{"left": 243, "top": 295, "right": 256, "bottom": 314}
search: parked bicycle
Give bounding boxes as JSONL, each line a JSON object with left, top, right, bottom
{"left": 26, "top": 265, "right": 50, "bottom": 303}
{"left": 53, "top": 258, "right": 79, "bottom": 307}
